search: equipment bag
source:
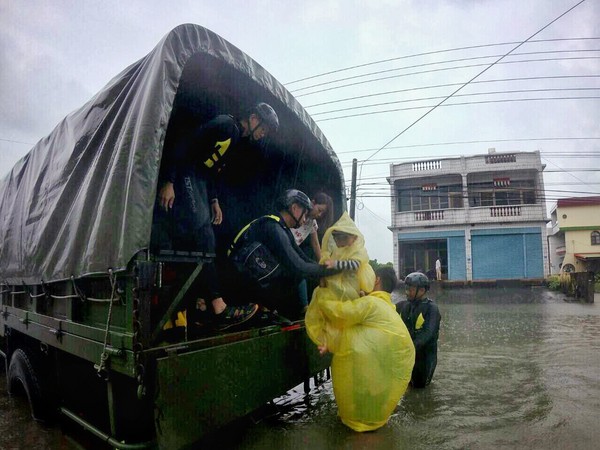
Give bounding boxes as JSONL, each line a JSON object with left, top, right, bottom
{"left": 228, "top": 215, "right": 282, "bottom": 288}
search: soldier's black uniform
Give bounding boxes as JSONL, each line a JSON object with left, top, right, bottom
{"left": 396, "top": 297, "right": 441, "bottom": 388}
{"left": 152, "top": 114, "right": 244, "bottom": 255}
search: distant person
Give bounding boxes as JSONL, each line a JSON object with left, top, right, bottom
{"left": 226, "top": 189, "right": 346, "bottom": 320}
{"left": 314, "top": 267, "right": 415, "bottom": 432}
{"left": 396, "top": 272, "right": 441, "bottom": 388}
{"left": 436, "top": 258, "right": 442, "bottom": 281}
{"left": 151, "top": 102, "right": 280, "bottom": 329}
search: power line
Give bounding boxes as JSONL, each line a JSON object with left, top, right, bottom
{"left": 358, "top": 0, "right": 589, "bottom": 176}
{"left": 295, "top": 56, "right": 600, "bottom": 98}
{"left": 333, "top": 137, "right": 600, "bottom": 155}
{"left": 355, "top": 187, "right": 600, "bottom": 195}
{"left": 316, "top": 96, "right": 600, "bottom": 122}
{"left": 291, "top": 50, "right": 600, "bottom": 94}
{"left": 0, "top": 138, "right": 35, "bottom": 146}
{"left": 338, "top": 153, "right": 600, "bottom": 166}
{"left": 311, "top": 87, "right": 600, "bottom": 117}
{"left": 357, "top": 194, "right": 597, "bottom": 202}
{"left": 285, "top": 37, "right": 600, "bottom": 85}
{"left": 304, "top": 75, "right": 600, "bottom": 108}
{"left": 348, "top": 169, "right": 600, "bottom": 183}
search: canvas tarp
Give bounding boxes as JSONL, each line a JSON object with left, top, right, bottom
{"left": 0, "top": 24, "right": 343, "bottom": 285}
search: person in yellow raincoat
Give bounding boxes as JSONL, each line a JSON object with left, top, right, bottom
{"left": 315, "top": 267, "right": 415, "bottom": 431}
{"left": 305, "top": 211, "right": 375, "bottom": 350}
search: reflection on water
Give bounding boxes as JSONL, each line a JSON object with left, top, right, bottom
{"left": 2, "top": 288, "right": 599, "bottom": 449}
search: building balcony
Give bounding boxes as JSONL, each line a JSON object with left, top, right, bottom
{"left": 393, "top": 208, "right": 467, "bottom": 228}
{"left": 390, "top": 151, "right": 543, "bottom": 181}
{"left": 391, "top": 203, "right": 547, "bottom": 229}
{"left": 468, "top": 204, "right": 546, "bottom": 223}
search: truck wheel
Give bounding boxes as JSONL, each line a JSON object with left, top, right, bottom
{"left": 7, "top": 348, "right": 52, "bottom": 422}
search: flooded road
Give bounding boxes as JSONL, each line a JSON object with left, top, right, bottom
{"left": 2, "top": 287, "right": 599, "bottom": 449}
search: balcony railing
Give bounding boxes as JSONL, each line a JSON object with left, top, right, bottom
{"left": 485, "top": 153, "right": 516, "bottom": 164}
{"left": 414, "top": 210, "right": 444, "bottom": 221}
{"left": 490, "top": 206, "right": 521, "bottom": 217}
{"left": 412, "top": 160, "right": 442, "bottom": 172}
{"left": 392, "top": 203, "right": 546, "bottom": 228}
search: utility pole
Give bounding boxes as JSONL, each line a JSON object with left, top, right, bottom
{"left": 349, "top": 158, "right": 357, "bottom": 220}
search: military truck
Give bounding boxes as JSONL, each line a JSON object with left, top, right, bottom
{"left": 0, "top": 24, "right": 343, "bottom": 449}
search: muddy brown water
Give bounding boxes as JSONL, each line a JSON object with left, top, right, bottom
{"left": 1, "top": 287, "right": 599, "bottom": 449}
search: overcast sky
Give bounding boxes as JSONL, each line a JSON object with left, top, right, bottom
{"left": 1, "top": 0, "right": 599, "bottom": 262}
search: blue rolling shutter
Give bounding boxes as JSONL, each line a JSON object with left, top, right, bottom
{"left": 472, "top": 235, "right": 524, "bottom": 279}
{"left": 448, "top": 236, "right": 466, "bottom": 280}
{"left": 524, "top": 233, "right": 543, "bottom": 277}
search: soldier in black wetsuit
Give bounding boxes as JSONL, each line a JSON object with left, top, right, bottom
{"left": 396, "top": 272, "right": 441, "bottom": 388}
{"left": 151, "top": 103, "right": 279, "bottom": 329}
{"left": 225, "top": 190, "right": 344, "bottom": 320}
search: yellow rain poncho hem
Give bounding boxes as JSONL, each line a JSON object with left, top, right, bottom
{"left": 318, "top": 291, "right": 416, "bottom": 432}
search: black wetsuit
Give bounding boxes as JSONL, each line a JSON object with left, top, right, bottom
{"left": 225, "top": 214, "right": 338, "bottom": 317}
{"left": 151, "top": 114, "right": 243, "bottom": 255}
{"left": 396, "top": 297, "right": 441, "bottom": 388}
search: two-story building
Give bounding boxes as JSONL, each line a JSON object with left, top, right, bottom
{"left": 548, "top": 196, "right": 600, "bottom": 275}
{"left": 388, "top": 150, "right": 549, "bottom": 281}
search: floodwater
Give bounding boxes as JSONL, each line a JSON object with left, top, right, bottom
{"left": 1, "top": 287, "right": 599, "bottom": 450}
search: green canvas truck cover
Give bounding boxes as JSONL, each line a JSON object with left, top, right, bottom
{"left": 0, "top": 24, "right": 344, "bottom": 285}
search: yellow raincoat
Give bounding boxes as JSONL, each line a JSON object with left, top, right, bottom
{"left": 306, "top": 212, "right": 375, "bottom": 349}
{"left": 319, "top": 291, "right": 415, "bottom": 431}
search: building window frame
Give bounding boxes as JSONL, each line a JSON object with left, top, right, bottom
{"left": 397, "top": 184, "right": 463, "bottom": 212}
{"left": 468, "top": 179, "right": 536, "bottom": 207}
{"left": 592, "top": 230, "right": 600, "bottom": 245}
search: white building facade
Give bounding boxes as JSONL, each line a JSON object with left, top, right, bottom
{"left": 388, "top": 150, "right": 549, "bottom": 281}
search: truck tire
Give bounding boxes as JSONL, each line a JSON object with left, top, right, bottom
{"left": 7, "top": 348, "right": 52, "bottom": 422}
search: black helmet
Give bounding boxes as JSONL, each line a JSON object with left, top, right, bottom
{"left": 404, "top": 272, "right": 430, "bottom": 291}
{"left": 252, "top": 102, "right": 279, "bottom": 132}
{"left": 276, "top": 189, "right": 312, "bottom": 212}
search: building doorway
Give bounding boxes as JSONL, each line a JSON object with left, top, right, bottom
{"left": 398, "top": 240, "right": 447, "bottom": 279}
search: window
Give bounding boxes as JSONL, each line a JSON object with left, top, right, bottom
{"left": 468, "top": 179, "right": 537, "bottom": 207}
{"left": 397, "top": 183, "right": 462, "bottom": 212}
{"left": 592, "top": 231, "right": 600, "bottom": 245}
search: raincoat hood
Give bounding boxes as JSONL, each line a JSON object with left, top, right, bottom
{"left": 321, "top": 211, "right": 366, "bottom": 263}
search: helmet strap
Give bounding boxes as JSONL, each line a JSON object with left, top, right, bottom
{"left": 288, "top": 206, "right": 304, "bottom": 228}
{"left": 248, "top": 115, "right": 262, "bottom": 142}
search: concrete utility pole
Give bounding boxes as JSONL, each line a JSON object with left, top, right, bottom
{"left": 349, "top": 158, "right": 357, "bottom": 220}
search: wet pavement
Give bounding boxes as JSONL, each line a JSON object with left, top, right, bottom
{"left": 1, "top": 287, "right": 599, "bottom": 449}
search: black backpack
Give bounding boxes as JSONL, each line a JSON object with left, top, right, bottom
{"left": 227, "top": 215, "right": 283, "bottom": 288}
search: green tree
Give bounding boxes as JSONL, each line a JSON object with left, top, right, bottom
{"left": 369, "top": 259, "right": 394, "bottom": 272}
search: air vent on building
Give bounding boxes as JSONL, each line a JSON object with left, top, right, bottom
{"left": 412, "top": 160, "right": 442, "bottom": 171}
{"left": 485, "top": 154, "right": 516, "bottom": 164}
{"left": 493, "top": 178, "right": 511, "bottom": 187}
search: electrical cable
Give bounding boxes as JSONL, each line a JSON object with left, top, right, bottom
{"left": 291, "top": 50, "right": 600, "bottom": 94}
{"left": 311, "top": 87, "right": 600, "bottom": 117}
{"left": 355, "top": 0, "right": 590, "bottom": 193}
{"left": 304, "top": 75, "right": 600, "bottom": 108}
{"left": 285, "top": 37, "right": 600, "bottom": 85}
{"left": 316, "top": 96, "right": 600, "bottom": 122}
